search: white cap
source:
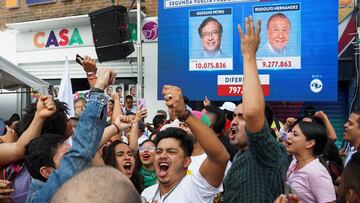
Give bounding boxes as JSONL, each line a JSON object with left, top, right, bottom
{"left": 219, "top": 102, "right": 236, "bottom": 112}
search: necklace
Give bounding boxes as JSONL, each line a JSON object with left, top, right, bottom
{"left": 151, "top": 177, "right": 184, "bottom": 203}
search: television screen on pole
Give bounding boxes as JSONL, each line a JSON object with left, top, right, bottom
{"left": 157, "top": 0, "right": 338, "bottom": 101}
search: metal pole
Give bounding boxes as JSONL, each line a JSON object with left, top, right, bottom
{"left": 0, "top": 72, "right": 3, "bottom": 93}
{"left": 136, "top": 0, "right": 143, "bottom": 100}
{"left": 357, "top": 0, "right": 360, "bottom": 110}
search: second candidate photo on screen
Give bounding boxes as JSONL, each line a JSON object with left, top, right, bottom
{"left": 255, "top": 5, "right": 301, "bottom": 58}
{"left": 253, "top": 4, "right": 302, "bottom": 70}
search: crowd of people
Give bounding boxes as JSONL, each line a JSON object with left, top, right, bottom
{"left": 0, "top": 16, "right": 359, "bottom": 203}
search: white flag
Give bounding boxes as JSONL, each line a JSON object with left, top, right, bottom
{"left": 58, "top": 56, "right": 75, "bottom": 118}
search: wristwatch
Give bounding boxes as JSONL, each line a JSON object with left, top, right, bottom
{"left": 178, "top": 109, "right": 192, "bottom": 122}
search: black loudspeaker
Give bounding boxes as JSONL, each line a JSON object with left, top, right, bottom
{"left": 89, "top": 6, "right": 135, "bottom": 62}
{"left": 96, "top": 42, "right": 135, "bottom": 62}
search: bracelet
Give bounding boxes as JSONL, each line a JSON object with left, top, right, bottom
{"left": 178, "top": 109, "right": 191, "bottom": 122}
{"left": 86, "top": 71, "right": 96, "bottom": 76}
{"left": 113, "top": 123, "right": 120, "bottom": 134}
{"left": 86, "top": 72, "right": 97, "bottom": 80}
{"left": 86, "top": 68, "right": 97, "bottom": 74}
{"left": 87, "top": 76, "right": 97, "bottom": 80}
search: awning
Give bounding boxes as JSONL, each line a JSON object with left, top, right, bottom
{"left": 0, "top": 56, "right": 50, "bottom": 94}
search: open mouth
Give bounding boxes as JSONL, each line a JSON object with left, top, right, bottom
{"left": 142, "top": 154, "right": 151, "bottom": 160}
{"left": 123, "top": 162, "right": 132, "bottom": 171}
{"left": 229, "top": 127, "right": 237, "bottom": 140}
{"left": 158, "top": 162, "right": 169, "bottom": 178}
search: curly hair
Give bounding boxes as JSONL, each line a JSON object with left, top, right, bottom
{"left": 15, "top": 100, "right": 69, "bottom": 138}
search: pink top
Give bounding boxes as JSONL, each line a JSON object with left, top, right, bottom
{"left": 286, "top": 158, "right": 336, "bottom": 203}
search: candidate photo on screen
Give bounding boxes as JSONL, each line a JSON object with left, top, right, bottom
{"left": 189, "top": 12, "right": 233, "bottom": 60}
{"left": 257, "top": 12, "right": 301, "bottom": 57}
{"left": 198, "top": 17, "right": 225, "bottom": 58}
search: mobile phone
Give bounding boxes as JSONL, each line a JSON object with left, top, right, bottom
{"left": 75, "top": 54, "right": 84, "bottom": 66}
{"left": 138, "top": 98, "right": 146, "bottom": 109}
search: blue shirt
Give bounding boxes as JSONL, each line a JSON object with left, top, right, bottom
{"left": 26, "top": 92, "right": 108, "bottom": 203}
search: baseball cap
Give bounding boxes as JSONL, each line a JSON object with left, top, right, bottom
{"left": 219, "top": 102, "right": 236, "bottom": 112}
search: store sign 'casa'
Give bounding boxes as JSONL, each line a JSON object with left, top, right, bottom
{"left": 17, "top": 26, "right": 93, "bottom": 51}
{"left": 33, "top": 28, "right": 84, "bottom": 48}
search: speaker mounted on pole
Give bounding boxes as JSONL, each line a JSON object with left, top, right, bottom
{"left": 89, "top": 6, "right": 135, "bottom": 62}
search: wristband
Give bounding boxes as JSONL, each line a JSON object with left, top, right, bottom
{"left": 178, "top": 109, "right": 191, "bottom": 122}
{"left": 113, "top": 123, "right": 120, "bottom": 134}
{"left": 86, "top": 71, "right": 96, "bottom": 76}
{"left": 86, "top": 68, "right": 97, "bottom": 74}
{"left": 86, "top": 72, "right": 97, "bottom": 80}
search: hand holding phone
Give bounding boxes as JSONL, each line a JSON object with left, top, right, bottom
{"left": 76, "top": 54, "right": 97, "bottom": 73}
{"left": 138, "top": 98, "right": 146, "bottom": 110}
{"left": 75, "top": 54, "right": 83, "bottom": 66}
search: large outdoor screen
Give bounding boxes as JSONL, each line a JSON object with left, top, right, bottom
{"left": 158, "top": 0, "right": 338, "bottom": 101}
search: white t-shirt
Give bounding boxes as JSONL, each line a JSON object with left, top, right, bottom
{"left": 188, "top": 153, "right": 232, "bottom": 177}
{"left": 286, "top": 158, "right": 336, "bottom": 203}
{"left": 141, "top": 170, "right": 221, "bottom": 203}
{"left": 344, "top": 147, "right": 357, "bottom": 167}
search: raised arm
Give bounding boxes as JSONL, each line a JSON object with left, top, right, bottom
{"left": 238, "top": 16, "right": 287, "bottom": 166}
{"left": 128, "top": 108, "right": 148, "bottom": 151}
{"left": 111, "top": 93, "right": 124, "bottom": 124}
{"left": 0, "top": 96, "right": 56, "bottom": 166}
{"left": 93, "top": 115, "right": 132, "bottom": 166}
{"left": 283, "top": 117, "right": 297, "bottom": 132}
{"left": 238, "top": 16, "right": 263, "bottom": 133}
{"left": 315, "top": 111, "right": 337, "bottom": 141}
{"left": 0, "top": 126, "right": 18, "bottom": 144}
{"left": 82, "top": 55, "right": 98, "bottom": 88}
{"left": 162, "top": 85, "right": 230, "bottom": 188}
{"left": 98, "top": 115, "right": 132, "bottom": 149}
{"left": 37, "top": 68, "right": 117, "bottom": 202}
